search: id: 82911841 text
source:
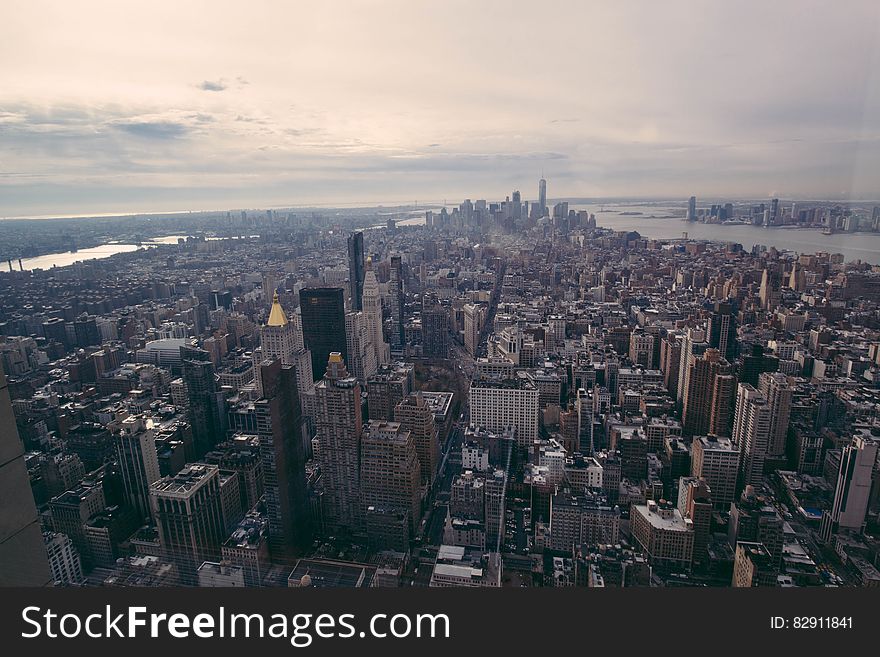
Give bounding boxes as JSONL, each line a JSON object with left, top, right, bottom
{"left": 770, "top": 617, "right": 853, "bottom": 630}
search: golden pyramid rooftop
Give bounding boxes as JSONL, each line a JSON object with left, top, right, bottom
{"left": 266, "top": 291, "right": 288, "bottom": 327}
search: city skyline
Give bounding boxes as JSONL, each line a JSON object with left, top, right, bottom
{"left": 1, "top": 4, "right": 877, "bottom": 649}
{"left": 1, "top": 186, "right": 879, "bottom": 591}
{"left": 3, "top": 0, "right": 880, "bottom": 217}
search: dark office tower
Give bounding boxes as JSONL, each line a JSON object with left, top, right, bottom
{"left": 193, "top": 302, "right": 210, "bottom": 336}
{"left": 707, "top": 301, "right": 737, "bottom": 362}
{"left": 0, "top": 363, "right": 52, "bottom": 586}
{"left": 739, "top": 344, "right": 779, "bottom": 387}
{"left": 484, "top": 469, "right": 507, "bottom": 551}
{"left": 538, "top": 177, "right": 547, "bottom": 216}
{"left": 347, "top": 231, "right": 366, "bottom": 311}
{"left": 180, "top": 345, "right": 221, "bottom": 459}
{"left": 42, "top": 317, "right": 69, "bottom": 349}
{"left": 389, "top": 256, "right": 405, "bottom": 349}
{"left": 300, "top": 287, "right": 348, "bottom": 381}
{"left": 770, "top": 197, "right": 780, "bottom": 225}
{"left": 687, "top": 195, "right": 697, "bottom": 221}
{"left": 73, "top": 314, "right": 101, "bottom": 348}
{"left": 422, "top": 305, "right": 449, "bottom": 358}
{"left": 314, "top": 353, "right": 363, "bottom": 532}
{"left": 255, "top": 359, "right": 311, "bottom": 557}
{"left": 395, "top": 392, "right": 440, "bottom": 489}
{"left": 150, "top": 464, "right": 226, "bottom": 585}
{"left": 116, "top": 416, "right": 161, "bottom": 522}
{"left": 211, "top": 289, "right": 232, "bottom": 311}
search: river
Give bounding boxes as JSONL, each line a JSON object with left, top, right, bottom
{"left": 13, "top": 235, "right": 257, "bottom": 271}
{"left": 14, "top": 243, "right": 150, "bottom": 271}
{"left": 572, "top": 203, "right": 880, "bottom": 265}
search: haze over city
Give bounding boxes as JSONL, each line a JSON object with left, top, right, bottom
{"left": 3, "top": 0, "right": 880, "bottom": 218}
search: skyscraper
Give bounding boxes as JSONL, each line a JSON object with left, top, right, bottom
{"left": 345, "top": 310, "right": 378, "bottom": 385}
{"left": 347, "top": 231, "right": 365, "bottom": 311}
{"left": 363, "top": 257, "right": 390, "bottom": 366}
{"left": 758, "top": 372, "right": 792, "bottom": 458}
{"left": 463, "top": 303, "right": 485, "bottom": 357}
{"left": 692, "top": 435, "right": 740, "bottom": 510}
{"left": 682, "top": 349, "right": 733, "bottom": 437}
{"left": 116, "top": 415, "right": 161, "bottom": 522}
{"left": 388, "top": 255, "right": 405, "bottom": 350}
{"left": 707, "top": 301, "right": 737, "bottom": 362}
{"left": 395, "top": 392, "right": 440, "bottom": 489}
{"left": 759, "top": 268, "right": 781, "bottom": 310}
{"left": 732, "top": 384, "right": 772, "bottom": 489}
{"left": 151, "top": 463, "right": 226, "bottom": 585}
{"left": 738, "top": 344, "right": 779, "bottom": 387}
{"left": 367, "top": 362, "right": 414, "bottom": 422}
{"left": 708, "top": 372, "right": 737, "bottom": 438}
{"left": 0, "top": 362, "right": 52, "bottom": 586}
{"left": 313, "top": 353, "right": 363, "bottom": 532}
{"left": 732, "top": 542, "right": 776, "bottom": 587}
{"left": 828, "top": 435, "right": 878, "bottom": 533}
{"left": 360, "top": 420, "right": 421, "bottom": 542}
{"left": 677, "top": 477, "right": 712, "bottom": 564}
{"left": 254, "top": 292, "right": 314, "bottom": 414}
{"left": 299, "top": 287, "right": 348, "bottom": 381}
{"left": 484, "top": 469, "right": 507, "bottom": 552}
{"left": 628, "top": 328, "right": 655, "bottom": 368}
{"left": 511, "top": 189, "right": 522, "bottom": 221}
{"left": 660, "top": 331, "right": 682, "bottom": 395}
{"left": 728, "top": 487, "right": 783, "bottom": 569}
{"left": 255, "top": 359, "right": 311, "bottom": 557}
{"left": 687, "top": 195, "right": 697, "bottom": 221}
{"left": 676, "top": 327, "right": 707, "bottom": 409}
{"left": 422, "top": 304, "right": 450, "bottom": 358}
{"left": 470, "top": 378, "right": 539, "bottom": 448}
{"left": 538, "top": 177, "right": 547, "bottom": 217}
{"left": 180, "top": 345, "right": 222, "bottom": 459}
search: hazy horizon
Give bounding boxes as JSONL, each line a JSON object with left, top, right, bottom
{"left": 3, "top": 0, "right": 880, "bottom": 217}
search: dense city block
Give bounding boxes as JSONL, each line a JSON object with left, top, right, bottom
{"left": 2, "top": 184, "right": 880, "bottom": 589}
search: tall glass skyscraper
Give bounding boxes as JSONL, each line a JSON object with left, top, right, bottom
{"left": 538, "top": 177, "right": 547, "bottom": 216}
{"left": 299, "top": 287, "right": 348, "bottom": 381}
{"left": 347, "top": 231, "right": 365, "bottom": 311}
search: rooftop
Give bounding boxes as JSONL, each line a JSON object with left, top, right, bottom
{"left": 635, "top": 501, "right": 692, "bottom": 532}
{"left": 151, "top": 463, "right": 217, "bottom": 496}
{"left": 287, "top": 559, "right": 376, "bottom": 588}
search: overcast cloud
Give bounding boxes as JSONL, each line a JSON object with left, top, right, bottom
{"left": 2, "top": 0, "right": 880, "bottom": 217}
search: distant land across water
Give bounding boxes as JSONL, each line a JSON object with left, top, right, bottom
{"left": 7, "top": 200, "right": 880, "bottom": 269}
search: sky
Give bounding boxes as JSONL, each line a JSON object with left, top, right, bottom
{"left": 2, "top": 0, "right": 880, "bottom": 218}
